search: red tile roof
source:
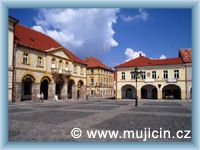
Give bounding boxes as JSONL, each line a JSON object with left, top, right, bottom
{"left": 179, "top": 48, "right": 192, "bottom": 63}
{"left": 15, "top": 24, "right": 86, "bottom": 65}
{"left": 115, "top": 56, "right": 184, "bottom": 68}
{"left": 84, "top": 57, "right": 113, "bottom": 71}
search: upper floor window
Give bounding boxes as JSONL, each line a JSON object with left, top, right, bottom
{"left": 91, "top": 69, "right": 94, "bottom": 75}
{"left": 37, "top": 56, "right": 43, "bottom": 67}
{"left": 91, "top": 78, "right": 94, "bottom": 85}
{"left": 163, "top": 70, "right": 168, "bottom": 79}
{"left": 65, "top": 62, "right": 69, "bottom": 71}
{"left": 23, "top": 52, "right": 29, "bottom": 64}
{"left": 141, "top": 71, "right": 146, "bottom": 79}
{"left": 152, "top": 71, "right": 156, "bottom": 79}
{"left": 51, "top": 58, "right": 56, "bottom": 69}
{"left": 121, "top": 72, "right": 125, "bottom": 80}
{"left": 131, "top": 72, "right": 136, "bottom": 80}
{"left": 73, "top": 64, "right": 77, "bottom": 74}
{"left": 80, "top": 67, "right": 84, "bottom": 75}
{"left": 174, "top": 70, "right": 179, "bottom": 78}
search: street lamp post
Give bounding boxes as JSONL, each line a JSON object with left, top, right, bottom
{"left": 131, "top": 67, "right": 142, "bottom": 107}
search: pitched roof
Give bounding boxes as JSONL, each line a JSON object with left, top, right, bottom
{"left": 83, "top": 57, "right": 113, "bottom": 71}
{"left": 179, "top": 48, "right": 192, "bottom": 63}
{"left": 115, "top": 55, "right": 184, "bottom": 68}
{"left": 14, "top": 24, "right": 86, "bottom": 65}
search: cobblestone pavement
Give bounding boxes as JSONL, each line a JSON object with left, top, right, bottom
{"left": 9, "top": 99, "right": 192, "bottom": 142}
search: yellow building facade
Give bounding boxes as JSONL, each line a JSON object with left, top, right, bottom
{"left": 115, "top": 53, "right": 192, "bottom": 100}
{"left": 9, "top": 17, "right": 87, "bottom": 102}
{"left": 84, "top": 57, "right": 114, "bottom": 98}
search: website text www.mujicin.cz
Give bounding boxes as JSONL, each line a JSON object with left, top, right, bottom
{"left": 71, "top": 127, "right": 191, "bottom": 141}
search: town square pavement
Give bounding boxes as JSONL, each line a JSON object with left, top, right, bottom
{"left": 9, "top": 99, "right": 192, "bottom": 142}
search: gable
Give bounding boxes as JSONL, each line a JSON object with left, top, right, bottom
{"left": 50, "top": 49, "right": 70, "bottom": 60}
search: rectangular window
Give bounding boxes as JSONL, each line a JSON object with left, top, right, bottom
{"left": 91, "top": 90, "right": 94, "bottom": 96}
{"left": 131, "top": 72, "right": 136, "bottom": 79}
{"left": 141, "top": 71, "right": 146, "bottom": 79}
{"left": 73, "top": 64, "right": 77, "bottom": 74}
{"left": 163, "top": 70, "right": 168, "bottom": 79}
{"left": 23, "top": 52, "right": 29, "bottom": 64}
{"left": 91, "top": 69, "right": 94, "bottom": 75}
{"left": 121, "top": 72, "right": 125, "bottom": 80}
{"left": 37, "top": 56, "right": 43, "bottom": 66}
{"left": 65, "top": 62, "right": 69, "bottom": 71}
{"left": 174, "top": 70, "right": 179, "bottom": 78}
{"left": 80, "top": 67, "right": 84, "bottom": 75}
{"left": 152, "top": 71, "right": 156, "bottom": 79}
{"left": 91, "top": 78, "right": 94, "bottom": 85}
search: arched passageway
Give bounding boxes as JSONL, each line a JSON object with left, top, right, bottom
{"left": 21, "top": 75, "right": 35, "bottom": 101}
{"left": 141, "top": 84, "right": 157, "bottom": 99}
{"left": 162, "top": 84, "right": 181, "bottom": 99}
{"left": 121, "top": 85, "right": 136, "bottom": 99}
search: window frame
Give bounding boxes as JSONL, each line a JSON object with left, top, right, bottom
{"left": 163, "top": 70, "right": 168, "bottom": 79}
{"left": 22, "top": 52, "right": 29, "bottom": 65}
{"left": 37, "top": 56, "right": 43, "bottom": 67}
{"left": 174, "top": 69, "right": 179, "bottom": 79}
{"left": 152, "top": 71, "right": 156, "bottom": 79}
{"left": 121, "top": 72, "right": 125, "bottom": 80}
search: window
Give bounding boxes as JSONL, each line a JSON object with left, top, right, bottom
{"left": 152, "top": 71, "right": 156, "bottom": 79}
{"left": 58, "top": 60, "right": 62, "bottom": 73}
{"left": 65, "top": 62, "right": 69, "bottom": 71}
{"left": 80, "top": 67, "right": 84, "bottom": 75}
{"left": 121, "top": 72, "right": 125, "bottom": 80}
{"left": 131, "top": 72, "right": 136, "bottom": 79}
{"left": 73, "top": 64, "right": 77, "bottom": 74}
{"left": 174, "top": 70, "right": 179, "bottom": 78}
{"left": 163, "top": 70, "right": 168, "bottom": 79}
{"left": 51, "top": 58, "right": 56, "bottom": 68}
{"left": 37, "top": 56, "right": 43, "bottom": 66}
{"left": 23, "top": 52, "right": 29, "bottom": 64}
{"left": 141, "top": 71, "right": 146, "bottom": 79}
{"left": 91, "top": 90, "right": 94, "bottom": 96}
{"left": 91, "top": 78, "right": 94, "bottom": 85}
{"left": 91, "top": 69, "right": 94, "bottom": 74}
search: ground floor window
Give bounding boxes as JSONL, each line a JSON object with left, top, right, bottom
{"left": 91, "top": 90, "right": 94, "bottom": 96}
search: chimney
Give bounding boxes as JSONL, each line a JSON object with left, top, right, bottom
{"left": 139, "top": 53, "right": 142, "bottom": 57}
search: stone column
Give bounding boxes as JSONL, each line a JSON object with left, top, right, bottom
{"left": 157, "top": 90, "right": 162, "bottom": 100}
{"left": 72, "top": 85, "right": 77, "bottom": 99}
{"left": 32, "top": 83, "right": 40, "bottom": 101}
{"left": 62, "top": 80, "right": 68, "bottom": 100}
{"left": 137, "top": 90, "right": 141, "bottom": 99}
{"left": 181, "top": 89, "right": 186, "bottom": 100}
{"left": 48, "top": 83, "right": 55, "bottom": 100}
{"left": 14, "top": 82, "right": 21, "bottom": 102}
{"left": 80, "top": 86, "right": 86, "bottom": 99}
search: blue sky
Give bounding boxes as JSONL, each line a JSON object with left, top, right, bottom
{"left": 9, "top": 8, "right": 192, "bottom": 67}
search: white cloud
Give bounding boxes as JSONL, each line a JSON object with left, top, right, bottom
{"left": 121, "top": 9, "right": 149, "bottom": 22}
{"left": 32, "top": 8, "right": 119, "bottom": 58}
{"left": 124, "top": 48, "right": 167, "bottom": 61}
{"left": 32, "top": 25, "right": 45, "bottom": 34}
{"left": 124, "top": 48, "right": 146, "bottom": 61}
{"left": 159, "top": 54, "right": 167, "bottom": 59}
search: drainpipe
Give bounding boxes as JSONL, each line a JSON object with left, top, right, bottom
{"left": 12, "top": 26, "right": 17, "bottom": 103}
